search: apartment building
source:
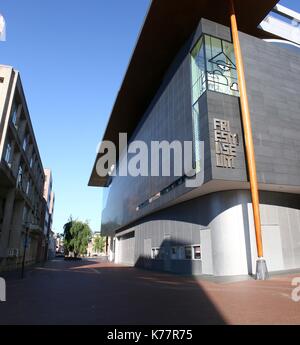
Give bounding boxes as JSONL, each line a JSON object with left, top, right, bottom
{"left": 0, "top": 65, "right": 46, "bottom": 272}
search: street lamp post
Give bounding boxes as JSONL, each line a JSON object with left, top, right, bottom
{"left": 21, "top": 226, "right": 29, "bottom": 279}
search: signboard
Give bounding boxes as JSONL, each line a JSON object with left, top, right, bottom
{"left": 214, "top": 118, "right": 239, "bottom": 169}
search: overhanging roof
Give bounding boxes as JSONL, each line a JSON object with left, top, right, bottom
{"left": 89, "top": 0, "right": 279, "bottom": 187}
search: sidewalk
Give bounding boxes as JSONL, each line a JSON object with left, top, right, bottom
{"left": 1, "top": 258, "right": 300, "bottom": 325}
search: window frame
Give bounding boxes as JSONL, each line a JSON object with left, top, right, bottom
{"left": 192, "top": 245, "right": 201, "bottom": 260}
{"left": 190, "top": 33, "right": 239, "bottom": 100}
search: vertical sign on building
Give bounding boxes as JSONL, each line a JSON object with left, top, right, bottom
{"left": 214, "top": 118, "right": 239, "bottom": 168}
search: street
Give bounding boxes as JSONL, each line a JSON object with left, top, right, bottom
{"left": 0, "top": 258, "right": 299, "bottom": 325}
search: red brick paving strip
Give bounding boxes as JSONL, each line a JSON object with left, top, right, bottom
{"left": 0, "top": 259, "right": 299, "bottom": 325}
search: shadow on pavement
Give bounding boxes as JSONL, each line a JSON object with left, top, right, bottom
{"left": 0, "top": 256, "right": 225, "bottom": 325}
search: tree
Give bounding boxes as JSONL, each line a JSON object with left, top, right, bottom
{"left": 63, "top": 218, "right": 92, "bottom": 257}
{"left": 93, "top": 235, "right": 106, "bottom": 253}
{"left": 63, "top": 217, "right": 74, "bottom": 255}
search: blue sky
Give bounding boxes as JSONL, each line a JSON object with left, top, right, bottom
{"left": 0, "top": 0, "right": 298, "bottom": 234}
{"left": 0, "top": 0, "right": 150, "bottom": 233}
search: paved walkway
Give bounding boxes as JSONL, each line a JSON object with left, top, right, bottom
{"left": 0, "top": 258, "right": 299, "bottom": 325}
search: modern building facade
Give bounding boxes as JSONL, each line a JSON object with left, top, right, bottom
{"left": 89, "top": 1, "right": 300, "bottom": 277}
{"left": 0, "top": 65, "right": 46, "bottom": 272}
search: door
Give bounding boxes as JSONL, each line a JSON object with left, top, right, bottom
{"left": 118, "top": 231, "right": 135, "bottom": 266}
{"left": 163, "top": 234, "right": 171, "bottom": 272}
{"left": 200, "top": 229, "right": 213, "bottom": 275}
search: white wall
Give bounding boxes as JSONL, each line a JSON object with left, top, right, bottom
{"left": 210, "top": 203, "right": 249, "bottom": 276}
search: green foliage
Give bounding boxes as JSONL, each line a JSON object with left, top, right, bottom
{"left": 93, "top": 235, "right": 106, "bottom": 253}
{"left": 63, "top": 217, "right": 74, "bottom": 254}
{"left": 63, "top": 217, "right": 92, "bottom": 257}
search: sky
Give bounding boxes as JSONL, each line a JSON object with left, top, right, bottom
{"left": 0, "top": 0, "right": 150, "bottom": 234}
{"left": 0, "top": 0, "right": 298, "bottom": 234}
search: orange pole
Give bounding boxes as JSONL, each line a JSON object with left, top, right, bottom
{"left": 229, "top": 0, "right": 263, "bottom": 258}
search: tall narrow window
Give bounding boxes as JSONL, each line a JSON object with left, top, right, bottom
{"left": 17, "top": 166, "right": 23, "bottom": 186}
{"left": 193, "top": 245, "right": 201, "bottom": 260}
{"left": 11, "top": 103, "right": 18, "bottom": 128}
{"left": 23, "top": 134, "right": 29, "bottom": 151}
{"left": 22, "top": 206, "right": 28, "bottom": 222}
{"left": 26, "top": 181, "right": 30, "bottom": 195}
{"left": 4, "top": 142, "right": 11, "bottom": 164}
{"left": 191, "top": 37, "right": 206, "bottom": 103}
{"left": 190, "top": 38, "right": 206, "bottom": 175}
{"left": 192, "top": 102, "right": 201, "bottom": 173}
{"left": 185, "top": 246, "right": 192, "bottom": 260}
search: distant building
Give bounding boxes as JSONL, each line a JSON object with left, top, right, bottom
{"left": 55, "top": 233, "right": 64, "bottom": 254}
{"left": 47, "top": 230, "right": 56, "bottom": 259}
{"left": 87, "top": 232, "right": 105, "bottom": 257}
{"left": 0, "top": 65, "right": 46, "bottom": 272}
{"left": 43, "top": 169, "right": 55, "bottom": 260}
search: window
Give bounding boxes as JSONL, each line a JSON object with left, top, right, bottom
{"left": 191, "top": 37, "right": 206, "bottom": 103}
{"left": 182, "top": 245, "right": 202, "bottom": 260}
{"left": 151, "top": 248, "right": 160, "bottom": 259}
{"left": 23, "top": 134, "right": 29, "bottom": 151}
{"left": 193, "top": 245, "right": 201, "bottom": 260}
{"left": 17, "top": 166, "right": 23, "bottom": 186}
{"left": 205, "top": 35, "right": 239, "bottom": 97}
{"left": 171, "top": 247, "right": 178, "bottom": 260}
{"left": 22, "top": 206, "right": 28, "bottom": 222}
{"left": 185, "top": 246, "right": 192, "bottom": 260}
{"left": 192, "top": 102, "right": 201, "bottom": 173}
{"left": 4, "top": 142, "right": 11, "bottom": 164}
{"left": 190, "top": 35, "right": 239, "bottom": 100}
{"left": 11, "top": 104, "right": 18, "bottom": 128}
{"left": 26, "top": 181, "right": 30, "bottom": 195}
{"left": 137, "top": 176, "right": 188, "bottom": 211}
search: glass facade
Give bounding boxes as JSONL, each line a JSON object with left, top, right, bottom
{"left": 191, "top": 37, "right": 206, "bottom": 104}
{"left": 205, "top": 35, "right": 239, "bottom": 97}
{"left": 192, "top": 102, "right": 201, "bottom": 173}
{"left": 191, "top": 35, "right": 239, "bottom": 99}
{"left": 190, "top": 35, "right": 239, "bottom": 172}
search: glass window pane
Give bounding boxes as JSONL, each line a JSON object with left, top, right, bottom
{"left": 205, "top": 34, "right": 239, "bottom": 97}
{"left": 193, "top": 246, "right": 201, "bottom": 260}
{"left": 192, "top": 102, "right": 201, "bottom": 173}
{"left": 185, "top": 246, "right": 192, "bottom": 260}
{"left": 191, "top": 37, "right": 206, "bottom": 103}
